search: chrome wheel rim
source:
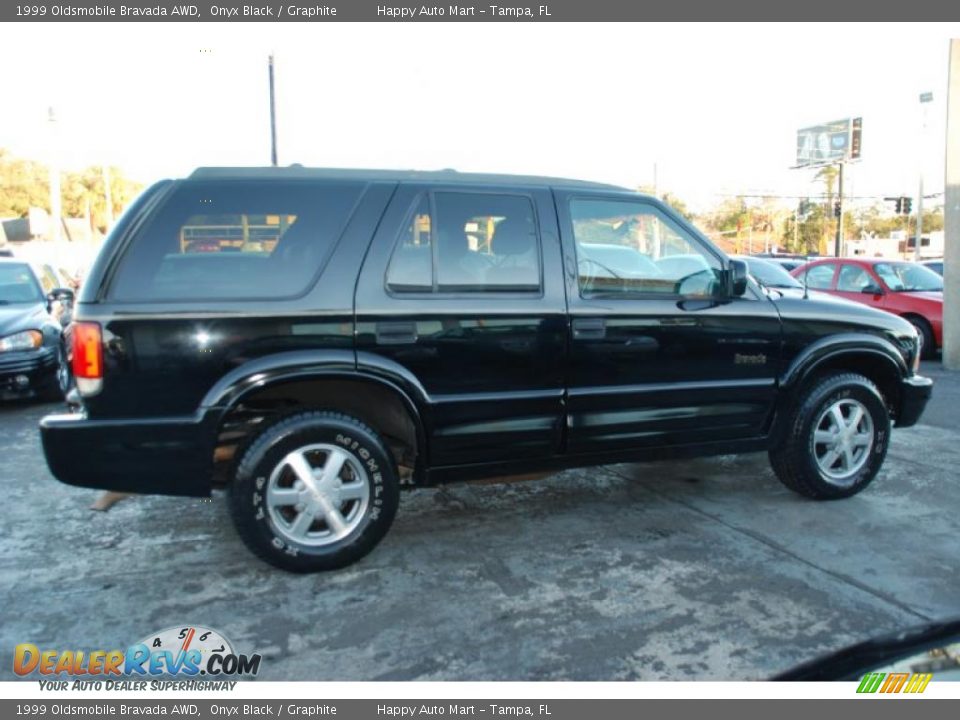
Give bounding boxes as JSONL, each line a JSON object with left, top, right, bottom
{"left": 266, "top": 443, "right": 370, "bottom": 547}
{"left": 56, "top": 345, "right": 70, "bottom": 394}
{"left": 812, "top": 399, "right": 874, "bottom": 486}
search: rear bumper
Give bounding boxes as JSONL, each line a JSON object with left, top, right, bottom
{"left": 0, "top": 347, "right": 57, "bottom": 398}
{"left": 40, "top": 412, "right": 214, "bottom": 497}
{"left": 896, "top": 374, "right": 933, "bottom": 428}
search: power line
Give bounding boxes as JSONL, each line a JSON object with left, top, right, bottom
{"left": 710, "top": 192, "right": 944, "bottom": 201}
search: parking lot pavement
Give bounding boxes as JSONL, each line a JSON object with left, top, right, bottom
{"left": 1, "top": 366, "right": 957, "bottom": 681}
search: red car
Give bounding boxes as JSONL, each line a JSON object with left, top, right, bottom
{"left": 791, "top": 258, "right": 943, "bottom": 357}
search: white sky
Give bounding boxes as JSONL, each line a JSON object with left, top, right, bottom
{"left": 1, "top": 22, "right": 957, "bottom": 212}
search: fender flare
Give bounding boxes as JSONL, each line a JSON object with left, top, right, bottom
{"left": 198, "top": 350, "right": 431, "bottom": 470}
{"left": 779, "top": 332, "right": 908, "bottom": 393}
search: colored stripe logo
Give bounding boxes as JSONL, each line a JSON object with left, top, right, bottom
{"left": 857, "top": 672, "right": 932, "bottom": 694}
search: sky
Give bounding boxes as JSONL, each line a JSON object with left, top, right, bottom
{"left": 1, "top": 22, "right": 957, "bottom": 212}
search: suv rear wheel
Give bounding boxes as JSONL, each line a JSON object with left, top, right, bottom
{"left": 228, "top": 411, "right": 399, "bottom": 572}
{"left": 769, "top": 372, "right": 890, "bottom": 500}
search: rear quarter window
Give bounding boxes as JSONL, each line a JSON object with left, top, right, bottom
{"left": 109, "top": 180, "right": 363, "bottom": 301}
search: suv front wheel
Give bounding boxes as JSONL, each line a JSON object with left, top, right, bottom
{"left": 229, "top": 411, "right": 399, "bottom": 572}
{"left": 769, "top": 372, "right": 891, "bottom": 500}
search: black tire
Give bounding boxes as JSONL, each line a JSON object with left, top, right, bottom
{"left": 769, "top": 372, "right": 890, "bottom": 500}
{"left": 228, "top": 411, "right": 400, "bottom": 572}
{"left": 38, "top": 343, "right": 71, "bottom": 403}
{"left": 904, "top": 315, "right": 936, "bottom": 360}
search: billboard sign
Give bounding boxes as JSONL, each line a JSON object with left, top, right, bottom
{"left": 796, "top": 117, "right": 862, "bottom": 167}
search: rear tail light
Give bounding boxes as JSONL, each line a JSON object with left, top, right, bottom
{"left": 72, "top": 321, "right": 103, "bottom": 396}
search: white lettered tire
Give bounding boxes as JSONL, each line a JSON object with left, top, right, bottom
{"left": 229, "top": 411, "right": 399, "bottom": 572}
{"left": 769, "top": 372, "right": 891, "bottom": 500}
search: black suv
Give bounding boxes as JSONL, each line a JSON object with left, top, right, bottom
{"left": 40, "top": 167, "right": 932, "bottom": 572}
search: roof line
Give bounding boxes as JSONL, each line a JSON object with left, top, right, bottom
{"left": 187, "top": 166, "right": 628, "bottom": 190}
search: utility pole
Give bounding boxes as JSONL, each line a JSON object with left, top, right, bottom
{"left": 268, "top": 54, "right": 278, "bottom": 167}
{"left": 834, "top": 162, "right": 844, "bottom": 257}
{"left": 793, "top": 205, "right": 799, "bottom": 251}
{"left": 944, "top": 40, "right": 960, "bottom": 370}
{"left": 915, "top": 92, "right": 933, "bottom": 261}
{"left": 48, "top": 107, "right": 61, "bottom": 243}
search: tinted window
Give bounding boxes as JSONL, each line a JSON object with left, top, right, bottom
{"left": 386, "top": 196, "right": 433, "bottom": 292}
{"left": 0, "top": 263, "right": 43, "bottom": 304}
{"left": 801, "top": 263, "right": 835, "bottom": 290}
{"left": 111, "top": 181, "right": 362, "bottom": 301}
{"left": 570, "top": 199, "right": 721, "bottom": 297}
{"left": 387, "top": 192, "right": 540, "bottom": 293}
{"left": 837, "top": 264, "right": 873, "bottom": 292}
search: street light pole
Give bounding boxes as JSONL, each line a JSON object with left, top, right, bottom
{"left": 268, "top": 54, "right": 278, "bottom": 167}
{"left": 47, "top": 107, "right": 61, "bottom": 244}
{"left": 944, "top": 40, "right": 960, "bottom": 370}
{"left": 915, "top": 91, "right": 933, "bottom": 261}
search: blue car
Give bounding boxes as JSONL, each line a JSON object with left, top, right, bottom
{"left": 0, "top": 258, "right": 73, "bottom": 401}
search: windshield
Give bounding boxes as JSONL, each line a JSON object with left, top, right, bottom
{"left": 874, "top": 262, "right": 943, "bottom": 292}
{"left": 0, "top": 263, "right": 44, "bottom": 304}
{"left": 743, "top": 257, "right": 802, "bottom": 288}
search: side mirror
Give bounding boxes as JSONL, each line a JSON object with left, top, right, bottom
{"left": 861, "top": 284, "right": 884, "bottom": 295}
{"left": 47, "top": 287, "right": 75, "bottom": 304}
{"left": 728, "top": 259, "right": 748, "bottom": 297}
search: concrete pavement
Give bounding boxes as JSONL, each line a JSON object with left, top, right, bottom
{"left": 0, "top": 362, "right": 956, "bottom": 681}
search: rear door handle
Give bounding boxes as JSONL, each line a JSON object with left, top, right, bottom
{"left": 572, "top": 317, "right": 606, "bottom": 340}
{"left": 375, "top": 321, "right": 418, "bottom": 345}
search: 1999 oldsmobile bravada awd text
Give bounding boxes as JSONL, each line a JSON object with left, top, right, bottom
{"left": 40, "top": 168, "right": 932, "bottom": 571}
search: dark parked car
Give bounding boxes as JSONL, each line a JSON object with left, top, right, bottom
{"left": 734, "top": 255, "right": 805, "bottom": 290}
{"left": 40, "top": 167, "right": 932, "bottom": 572}
{"left": 0, "top": 258, "right": 73, "bottom": 401}
{"left": 921, "top": 259, "right": 943, "bottom": 276}
{"left": 752, "top": 253, "right": 808, "bottom": 273}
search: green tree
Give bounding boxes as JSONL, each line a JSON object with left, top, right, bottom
{"left": 0, "top": 149, "right": 49, "bottom": 217}
{"left": 0, "top": 148, "right": 142, "bottom": 233}
{"left": 661, "top": 192, "right": 695, "bottom": 222}
{"left": 814, "top": 165, "right": 839, "bottom": 251}
{"left": 705, "top": 196, "right": 750, "bottom": 234}
{"left": 782, "top": 203, "right": 827, "bottom": 255}
{"left": 62, "top": 166, "right": 142, "bottom": 233}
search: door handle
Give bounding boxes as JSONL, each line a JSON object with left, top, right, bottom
{"left": 375, "top": 321, "right": 418, "bottom": 345}
{"left": 625, "top": 336, "right": 659, "bottom": 352}
{"left": 572, "top": 317, "right": 606, "bottom": 340}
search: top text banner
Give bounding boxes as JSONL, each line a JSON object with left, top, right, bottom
{"left": 4, "top": 0, "right": 960, "bottom": 21}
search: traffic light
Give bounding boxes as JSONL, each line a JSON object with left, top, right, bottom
{"left": 894, "top": 197, "right": 903, "bottom": 214}
{"left": 833, "top": 201, "right": 841, "bottom": 218}
{"left": 903, "top": 197, "right": 913, "bottom": 215}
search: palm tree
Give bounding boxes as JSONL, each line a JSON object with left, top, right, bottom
{"left": 814, "top": 165, "right": 839, "bottom": 254}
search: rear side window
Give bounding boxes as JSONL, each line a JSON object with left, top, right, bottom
{"left": 800, "top": 263, "right": 836, "bottom": 290}
{"left": 386, "top": 192, "right": 541, "bottom": 294}
{"left": 110, "top": 181, "right": 362, "bottom": 301}
{"left": 837, "top": 264, "right": 872, "bottom": 291}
